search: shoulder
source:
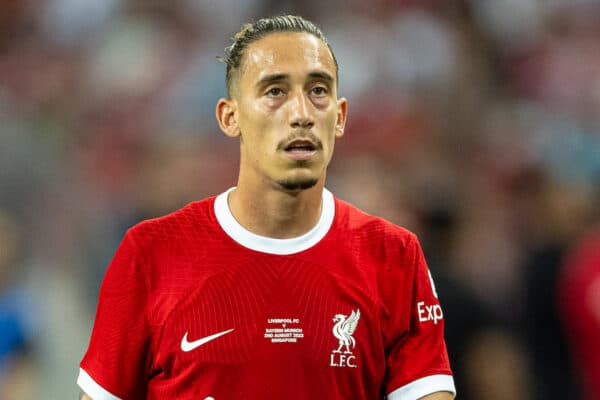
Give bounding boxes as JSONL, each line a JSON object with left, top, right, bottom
{"left": 333, "top": 196, "right": 418, "bottom": 249}
{"left": 102, "top": 196, "right": 219, "bottom": 291}
{"left": 331, "top": 196, "right": 423, "bottom": 271}
{"left": 126, "top": 195, "right": 217, "bottom": 248}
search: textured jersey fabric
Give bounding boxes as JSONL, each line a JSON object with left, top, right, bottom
{"left": 78, "top": 188, "right": 454, "bottom": 400}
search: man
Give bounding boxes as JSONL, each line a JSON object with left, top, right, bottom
{"left": 78, "top": 15, "right": 455, "bottom": 400}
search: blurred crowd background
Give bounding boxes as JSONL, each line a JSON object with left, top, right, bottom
{"left": 1, "top": 0, "right": 600, "bottom": 399}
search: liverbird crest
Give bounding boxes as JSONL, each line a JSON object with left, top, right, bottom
{"left": 332, "top": 309, "right": 361, "bottom": 354}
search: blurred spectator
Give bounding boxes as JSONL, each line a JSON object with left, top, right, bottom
{"left": 524, "top": 242, "right": 582, "bottom": 400}
{"left": 418, "top": 197, "right": 531, "bottom": 400}
{"left": 520, "top": 174, "right": 592, "bottom": 400}
{"left": 0, "top": 211, "right": 38, "bottom": 399}
{"left": 558, "top": 227, "right": 600, "bottom": 400}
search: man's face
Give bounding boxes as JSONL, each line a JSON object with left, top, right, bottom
{"left": 230, "top": 32, "right": 346, "bottom": 192}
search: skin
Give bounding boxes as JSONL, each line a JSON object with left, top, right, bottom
{"left": 420, "top": 393, "right": 455, "bottom": 400}
{"left": 215, "top": 32, "right": 347, "bottom": 238}
{"left": 80, "top": 31, "right": 454, "bottom": 400}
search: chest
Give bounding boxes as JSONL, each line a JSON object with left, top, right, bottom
{"left": 146, "top": 254, "right": 388, "bottom": 399}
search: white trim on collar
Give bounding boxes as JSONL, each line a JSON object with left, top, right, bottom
{"left": 214, "top": 187, "right": 335, "bottom": 255}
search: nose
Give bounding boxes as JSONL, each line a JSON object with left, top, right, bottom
{"left": 289, "top": 90, "right": 314, "bottom": 130}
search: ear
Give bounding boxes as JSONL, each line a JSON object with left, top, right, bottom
{"left": 215, "top": 98, "right": 240, "bottom": 138}
{"left": 335, "top": 97, "right": 348, "bottom": 138}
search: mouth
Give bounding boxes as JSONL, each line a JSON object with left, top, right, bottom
{"left": 283, "top": 139, "right": 318, "bottom": 160}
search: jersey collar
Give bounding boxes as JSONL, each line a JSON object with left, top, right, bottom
{"left": 214, "top": 187, "right": 335, "bottom": 255}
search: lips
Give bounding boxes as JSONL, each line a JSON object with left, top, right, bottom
{"left": 284, "top": 140, "right": 317, "bottom": 152}
{"left": 283, "top": 139, "right": 319, "bottom": 160}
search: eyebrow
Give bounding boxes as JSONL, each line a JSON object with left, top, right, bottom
{"left": 307, "top": 71, "right": 335, "bottom": 85}
{"left": 255, "top": 71, "right": 335, "bottom": 89}
{"left": 256, "top": 73, "right": 289, "bottom": 89}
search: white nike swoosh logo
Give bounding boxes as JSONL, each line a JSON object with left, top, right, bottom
{"left": 180, "top": 328, "right": 234, "bottom": 352}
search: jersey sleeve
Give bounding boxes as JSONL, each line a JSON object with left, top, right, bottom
{"left": 384, "top": 235, "right": 455, "bottom": 400}
{"left": 78, "top": 230, "right": 151, "bottom": 400}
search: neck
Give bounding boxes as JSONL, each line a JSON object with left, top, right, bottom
{"left": 227, "top": 180, "right": 325, "bottom": 239}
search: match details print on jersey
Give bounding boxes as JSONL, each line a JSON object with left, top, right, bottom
{"left": 263, "top": 318, "right": 304, "bottom": 343}
{"left": 256, "top": 310, "right": 363, "bottom": 368}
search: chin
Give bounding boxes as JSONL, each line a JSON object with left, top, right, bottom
{"left": 276, "top": 177, "right": 319, "bottom": 191}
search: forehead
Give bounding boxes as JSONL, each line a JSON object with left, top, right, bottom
{"left": 240, "top": 32, "right": 336, "bottom": 85}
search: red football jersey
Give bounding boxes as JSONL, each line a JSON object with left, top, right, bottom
{"left": 78, "top": 188, "right": 455, "bottom": 400}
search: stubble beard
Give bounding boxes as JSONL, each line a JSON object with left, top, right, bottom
{"left": 276, "top": 177, "right": 319, "bottom": 191}
{"left": 275, "top": 158, "right": 321, "bottom": 191}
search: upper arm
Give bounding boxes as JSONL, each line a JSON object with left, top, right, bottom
{"left": 419, "top": 392, "right": 455, "bottom": 400}
{"left": 384, "top": 235, "right": 456, "bottom": 399}
{"left": 77, "top": 232, "right": 151, "bottom": 399}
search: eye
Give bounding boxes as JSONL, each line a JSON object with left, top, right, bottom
{"left": 266, "top": 87, "right": 284, "bottom": 97}
{"left": 311, "top": 86, "right": 328, "bottom": 96}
